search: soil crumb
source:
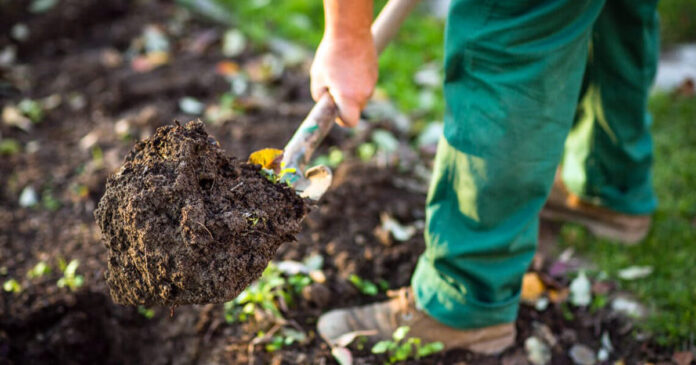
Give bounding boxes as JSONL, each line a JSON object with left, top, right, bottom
{"left": 94, "top": 121, "right": 308, "bottom": 306}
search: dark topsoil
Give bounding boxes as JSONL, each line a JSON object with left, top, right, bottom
{"left": 95, "top": 121, "right": 308, "bottom": 306}
{"left": 0, "top": 1, "right": 674, "bottom": 364}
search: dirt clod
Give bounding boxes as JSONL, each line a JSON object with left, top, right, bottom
{"left": 94, "top": 121, "right": 308, "bottom": 306}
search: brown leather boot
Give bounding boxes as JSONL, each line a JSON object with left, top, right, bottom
{"left": 317, "top": 288, "right": 515, "bottom": 355}
{"left": 541, "top": 174, "right": 651, "bottom": 244}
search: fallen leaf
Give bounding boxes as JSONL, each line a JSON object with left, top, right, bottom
{"left": 535, "top": 297, "right": 550, "bottom": 311}
{"left": 532, "top": 322, "right": 557, "bottom": 347}
{"left": 379, "top": 212, "right": 416, "bottom": 242}
{"left": 525, "top": 336, "right": 551, "bottom": 365}
{"left": 268, "top": 37, "right": 308, "bottom": 67}
{"left": 371, "top": 129, "right": 399, "bottom": 152}
{"left": 222, "top": 29, "right": 246, "bottom": 57}
{"left": 248, "top": 148, "right": 283, "bottom": 170}
{"left": 179, "top": 97, "right": 205, "bottom": 115}
{"left": 275, "top": 261, "right": 307, "bottom": 275}
{"left": 244, "top": 54, "right": 284, "bottom": 83}
{"left": 19, "top": 186, "right": 38, "bottom": 207}
{"left": 611, "top": 296, "right": 646, "bottom": 318}
{"left": 413, "top": 62, "right": 442, "bottom": 88}
{"left": 569, "top": 344, "right": 596, "bottom": 365}
{"left": 2, "top": 105, "right": 32, "bottom": 131}
{"left": 617, "top": 266, "right": 653, "bottom": 280}
{"left": 417, "top": 122, "right": 443, "bottom": 153}
{"left": 187, "top": 29, "right": 219, "bottom": 55}
{"left": 143, "top": 25, "right": 170, "bottom": 53}
{"left": 569, "top": 271, "right": 592, "bottom": 307}
{"left": 521, "top": 272, "right": 546, "bottom": 303}
{"left": 548, "top": 288, "right": 569, "bottom": 303}
{"left": 303, "top": 253, "right": 324, "bottom": 271}
{"left": 216, "top": 61, "right": 240, "bottom": 76}
{"left": 331, "top": 347, "right": 353, "bottom": 365}
{"left": 131, "top": 51, "right": 169, "bottom": 72}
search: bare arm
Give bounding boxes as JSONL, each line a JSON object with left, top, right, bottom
{"left": 311, "top": 0, "right": 378, "bottom": 127}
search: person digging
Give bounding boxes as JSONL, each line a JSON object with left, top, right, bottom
{"left": 313, "top": 0, "right": 658, "bottom": 354}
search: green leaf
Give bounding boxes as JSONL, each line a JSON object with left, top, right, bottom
{"left": 29, "top": 0, "right": 58, "bottom": 13}
{"left": 138, "top": 306, "right": 155, "bottom": 319}
{"left": 392, "top": 326, "right": 410, "bottom": 341}
{"left": 0, "top": 139, "right": 21, "bottom": 156}
{"left": 371, "top": 340, "right": 392, "bottom": 354}
{"left": 27, "top": 261, "right": 51, "bottom": 278}
{"left": 64, "top": 259, "right": 79, "bottom": 277}
{"left": 357, "top": 143, "right": 376, "bottom": 162}
{"left": 17, "top": 99, "right": 43, "bottom": 123}
{"left": 393, "top": 342, "right": 413, "bottom": 361}
{"left": 3, "top": 279, "right": 22, "bottom": 293}
{"left": 349, "top": 274, "right": 378, "bottom": 296}
{"left": 417, "top": 341, "right": 444, "bottom": 358}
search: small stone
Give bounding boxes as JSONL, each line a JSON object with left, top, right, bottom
{"left": 222, "top": 29, "right": 246, "bottom": 57}
{"left": 19, "top": 187, "right": 38, "bottom": 207}
{"left": 569, "top": 344, "right": 596, "bottom": 365}
{"left": 302, "top": 283, "right": 330, "bottom": 308}
{"left": 11, "top": 24, "right": 30, "bottom": 42}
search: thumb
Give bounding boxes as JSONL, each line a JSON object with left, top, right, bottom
{"left": 332, "top": 93, "right": 361, "bottom": 128}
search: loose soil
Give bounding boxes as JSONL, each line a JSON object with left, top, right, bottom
{"left": 0, "top": 1, "right": 674, "bottom": 364}
{"left": 95, "top": 121, "right": 308, "bottom": 305}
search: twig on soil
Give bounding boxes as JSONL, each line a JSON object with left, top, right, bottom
{"left": 247, "top": 322, "right": 284, "bottom": 365}
{"left": 195, "top": 221, "right": 214, "bottom": 239}
{"left": 230, "top": 182, "right": 244, "bottom": 192}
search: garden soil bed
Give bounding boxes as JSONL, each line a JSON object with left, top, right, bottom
{"left": 0, "top": 1, "right": 674, "bottom": 364}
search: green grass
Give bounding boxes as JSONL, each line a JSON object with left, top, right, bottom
{"left": 179, "top": 0, "right": 444, "bottom": 120}
{"left": 559, "top": 93, "right": 696, "bottom": 346}
{"left": 658, "top": 0, "right": 696, "bottom": 45}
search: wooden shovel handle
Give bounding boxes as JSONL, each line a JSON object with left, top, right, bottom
{"left": 282, "top": 0, "right": 421, "bottom": 170}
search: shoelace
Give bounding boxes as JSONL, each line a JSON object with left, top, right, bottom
{"left": 387, "top": 288, "right": 417, "bottom": 324}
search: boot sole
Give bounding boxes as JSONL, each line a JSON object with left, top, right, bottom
{"left": 540, "top": 204, "right": 649, "bottom": 245}
{"left": 467, "top": 332, "right": 516, "bottom": 355}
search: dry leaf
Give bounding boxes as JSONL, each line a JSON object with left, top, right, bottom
{"left": 248, "top": 148, "right": 283, "bottom": 170}
{"left": 548, "top": 288, "right": 569, "bottom": 303}
{"left": 521, "top": 272, "right": 546, "bottom": 303}
{"left": 216, "top": 61, "right": 240, "bottom": 76}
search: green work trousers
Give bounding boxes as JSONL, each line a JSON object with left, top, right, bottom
{"left": 412, "top": 0, "right": 659, "bottom": 329}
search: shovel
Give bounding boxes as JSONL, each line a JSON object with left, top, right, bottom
{"left": 279, "top": 0, "right": 421, "bottom": 200}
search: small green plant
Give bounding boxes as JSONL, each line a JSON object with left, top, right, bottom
{"left": 3, "top": 278, "right": 22, "bottom": 293}
{"left": 17, "top": 98, "right": 44, "bottom": 123}
{"left": 41, "top": 188, "right": 61, "bottom": 211}
{"left": 263, "top": 327, "right": 307, "bottom": 352}
{"left": 349, "top": 274, "right": 378, "bottom": 296}
{"left": 57, "top": 259, "right": 84, "bottom": 291}
{"left": 311, "top": 147, "right": 344, "bottom": 168}
{"left": 138, "top": 306, "right": 155, "bottom": 319}
{"left": 287, "top": 273, "right": 311, "bottom": 294}
{"left": 357, "top": 143, "right": 376, "bottom": 162}
{"left": 261, "top": 165, "right": 296, "bottom": 185}
{"left": 27, "top": 261, "right": 51, "bottom": 279}
{"left": 223, "top": 263, "right": 312, "bottom": 323}
{"left": 247, "top": 216, "right": 260, "bottom": 226}
{"left": 0, "top": 139, "right": 21, "bottom": 156}
{"left": 371, "top": 326, "right": 444, "bottom": 364}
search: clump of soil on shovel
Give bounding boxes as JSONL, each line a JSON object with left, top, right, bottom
{"left": 94, "top": 121, "right": 308, "bottom": 306}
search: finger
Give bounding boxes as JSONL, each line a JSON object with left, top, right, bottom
{"left": 332, "top": 93, "right": 361, "bottom": 128}
{"left": 310, "top": 74, "right": 328, "bottom": 102}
